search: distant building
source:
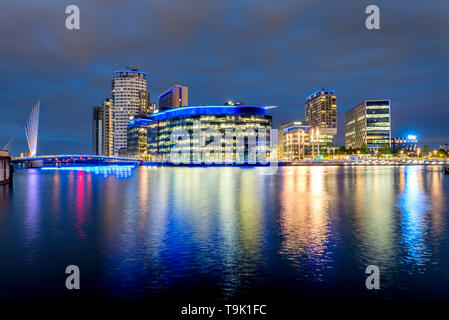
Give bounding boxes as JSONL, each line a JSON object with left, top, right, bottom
{"left": 345, "top": 100, "right": 391, "bottom": 150}
{"left": 92, "top": 106, "right": 103, "bottom": 155}
{"left": 127, "top": 105, "right": 272, "bottom": 163}
{"left": 305, "top": 89, "right": 337, "bottom": 139}
{"left": 278, "top": 121, "right": 335, "bottom": 161}
{"left": 102, "top": 98, "right": 114, "bottom": 156}
{"left": 158, "top": 85, "right": 188, "bottom": 111}
{"left": 112, "top": 68, "right": 148, "bottom": 156}
{"left": 138, "top": 91, "right": 157, "bottom": 115}
{"left": 391, "top": 136, "right": 418, "bottom": 154}
{"left": 440, "top": 144, "right": 449, "bottom": 152}
{"left": 224, "top": 101, "right": 245, "bottom": 106}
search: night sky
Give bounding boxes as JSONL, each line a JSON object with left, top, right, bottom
{"left": 0, "top": 0, "right": 448, "bottom": 155}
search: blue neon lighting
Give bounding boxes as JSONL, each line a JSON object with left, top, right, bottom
{"left": 366, "top": 100, "right": 390, "bottom": 106}
{"left": 41, "top": 166, "right": 136, "bottom": 171}
{"left": 158, "top": 86, "right": 182, "bottom": 98}
{"left": 114, "top": 69, "right": 147, "bottom": 76}
{"left": 306, "top": 89, "right": 335, "bottom": 100}
{"left": 283, "top": 125, "right": 311, "bottom": 132}
{"left": 149, "top": 105, "right": 270, "bottom": 121}
{"left": 129, "top": 118, "right": 153, "bottom": 126}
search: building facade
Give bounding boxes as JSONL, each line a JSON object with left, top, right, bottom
{"left": 440, "top": 144, "right": 449, "bottom": 153}
{"left": 102, "top": 98, "right": 114, "bottom": 156}
{"left": 305, "top": 89, "right": 337, "bottom": 137}
{"left": 345, "top": 100, "right": 391, "bottom": 150}
{"left": 158, "top": 85, "right": 188, "bottom": 111}
{"left": 127, "top": 119, "right": 149, "bottom": 160}
{"left": 112, "top": 68, "right": 148, "bottom": 155}
{"left": 138, "top": 91, "right": 157, "bottom": 115}
{"left": 92, "top": 106, "right": 103, "bottom": 155}
{"left": 127, "top": 105, "right": 273, "bottom": 163}
{"left": 391, "top": 136, "right": 418, "bottom": 154}
{"left": 278, "top": 121, "right": 335, "bottom": 161}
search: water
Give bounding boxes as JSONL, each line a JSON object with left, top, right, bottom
{"left": 1, "top": 165, "right": 449, "bottom": 300}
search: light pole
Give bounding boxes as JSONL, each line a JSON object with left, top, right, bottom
{"left": 311, "top": 128, "right": 315, "bottom": 159}
{"left": 302, "top": 131, "right": 305, "bottom": 160}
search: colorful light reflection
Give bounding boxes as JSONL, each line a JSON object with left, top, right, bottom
{"left": 41, "top": 166, "right": 135, "bottom": 179}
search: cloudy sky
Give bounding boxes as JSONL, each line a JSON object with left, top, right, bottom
{"left": 0, "top": 0, "right": 448, "bottom": 155}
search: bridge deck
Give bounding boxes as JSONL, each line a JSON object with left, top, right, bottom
{"left": 12, "top": 155, "right": 140, "bottom": 166}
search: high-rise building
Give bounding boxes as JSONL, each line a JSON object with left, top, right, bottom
{"left": 345, "top": 100, "right": 391, "bottom": 150}
{"left": 305, "top": 89, "right": 337, "bottom": 136}
{"left": 112, "top": 68, "right": 148, "bottom": 155}
{"left": 102, "top": 98, "right": 113, "bottom": 156}
{"left": 92, "top": 106, "right": 103, "bottom": 155}
{"left": 158, "top": 85, "right": 188, "bottom": 111}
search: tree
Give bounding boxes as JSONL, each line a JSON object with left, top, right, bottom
{"left": 360, "top": 143, "right": 369, "bottom": 154}
{"left": 422, "top": 145, "right": 430, "bottom": 156}
{"left": 378, "top": 144, "right": 392, "bottom": 156}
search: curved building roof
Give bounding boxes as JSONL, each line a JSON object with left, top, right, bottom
{"left": 149, "top": 105, "right": 274, "bottom": 121}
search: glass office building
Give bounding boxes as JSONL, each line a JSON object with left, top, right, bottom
{"left": 158, "top": 85, "right": 189, "bottom": 111}
{"left": 127, "top": 119, "right": 151, "bottom": 160}
{"left": 127, "top": 105, "right": 273, "bottom": 163}
{"left": 345, "top": 100, "right": 391, "bottom": 150}
{"left": 278, "top": 121, "right": 335, "bottom": 161}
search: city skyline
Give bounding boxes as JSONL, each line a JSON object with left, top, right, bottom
{"left": 0, "top": 0, "right": 448, "bottom": 155}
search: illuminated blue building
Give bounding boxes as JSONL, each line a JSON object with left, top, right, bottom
{"left": 127, "top": 105, "right": 274, "bottom": 163}
{"left": 391, "top": 135, "right": 418, "bottom": 154}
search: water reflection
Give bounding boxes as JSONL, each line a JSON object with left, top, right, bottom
{"left": 25, "top": 169, "right": 40, "bottom": 250}
{"left": 279, "top": 167, "right": 332, "bottom": 281}
{"left": 42, "top": 166, "right": 134, "bottom": 179}
{"left": 1, "top": 166, "right": 449, "bottom": 298}
{"left": 397, "top": 166, "right": 432, "bottom": 269}
{"left": 352, "top": 166, "right": 395, "bottom": 268}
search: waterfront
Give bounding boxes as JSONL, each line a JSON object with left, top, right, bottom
{"left": 1, "top": 165, "right": 449, "bottom": 300}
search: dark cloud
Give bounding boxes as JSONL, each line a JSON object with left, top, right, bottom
{"left": 0, "top": 0, "right": 448, "bottom": 154}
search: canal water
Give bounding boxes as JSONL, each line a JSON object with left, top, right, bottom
{"left": 1, "top": 165, "right": 449, "bottom": 300}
